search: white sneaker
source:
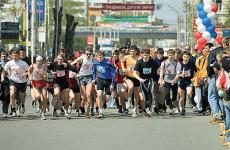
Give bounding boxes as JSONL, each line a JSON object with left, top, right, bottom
{"left": 41, "top": 113, "right": 47, "bottom": 120}
{"left": 169, "top": 109, "right": 175, "bottom": 115}
{"left": 11, "top": 112, "right": 16, "bottom": 117}
{"left": 132, "top": 107, "right": 138, "bottom": 118}
{"left": 146, "top": 109, "right": 152, "bottom": 117}
{"left": 126, "top": 97, "right": 132, "bottom": 109}
{"left": 173, "top": 108, "right": 179, "bottom": 114}
{"left": 3, "top": 113, "right": 7, "bottom": 118}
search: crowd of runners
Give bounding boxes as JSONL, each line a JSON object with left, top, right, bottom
{"left": 0, "top": 37, "right": 229, "bottom": 145}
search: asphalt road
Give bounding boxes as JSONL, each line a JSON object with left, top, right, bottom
{"left": 0, "top": 94, "right": 228, "bottom": 150}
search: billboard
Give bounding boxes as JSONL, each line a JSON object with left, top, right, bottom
{"left": 102, "top": 3, "right": 162, "bottom": 11}
{"left": 28, "top": 0, "right": 45, "bottom": 21}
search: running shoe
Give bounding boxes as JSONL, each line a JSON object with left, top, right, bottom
{"left": 41, "top": 113, "right": 47, "bottom": 120}
{"left": 145, "top": 109, "right": 152, "bottom": 117}
{"left": 32, "top": 101, "right": 36, "bottom": 108}
{"left": 52, "top": 110, "right": 58, "bottom": 117}
{"left": 20, "top": 105, "right": 25, "bottom": 114}
{"left": 169, "top": 109, "right": 175, "bottom": 115}
{"left": 60, "top": 109, "right": 65, "bottom": 116}
{"left": 3, "top": 113, "right": 7, "bottom": 118}
{"left": 98, "top": 112, "right": 104, "bottom": 118}
{"left": 181, "top": 110, "right": 186, "bottom": 116}
{"left": 11, "top": 112, "right": 16, "bottom": 117}
{"left": 76, "top": 110, "right": 80, "bottom": 117}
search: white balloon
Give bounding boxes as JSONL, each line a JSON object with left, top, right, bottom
{"left": 195, "top": 18, "right": 202, "bottom": 25}
{"left": 207, "top": 12, "right": 216, "bottom": 19}
{"left": 204, "top": 0, "right": 212, "bottom": 4}
{"left": 209, "top": 38, "right": 216, "bottom": 44}
{"left": 202, "top": 31, "right": 211, "bottom": 39}
{"left": 198, "top": 24, "right": 206, "bottom": 33}
{"left": 204, "top": 4, "right": 212, "bottom": 13}
{"left": 211, "top": 19, "right": 217, "bottom": 26}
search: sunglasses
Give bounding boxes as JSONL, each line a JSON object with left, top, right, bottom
{"left": 58, "top": 59, "right": 63, "bottom": 60}
{"left": 86, "top": 53, "right": 92, "bottom": 56}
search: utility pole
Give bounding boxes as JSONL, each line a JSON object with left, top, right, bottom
{"left": 26, "top": 0, "right": 29, "bottom": 57}
{"left": 86, "top": 0, "right": 89, "bottom": 26}
{"left": 185, "top": 0, "right": 188, "bottom": 45}
{"left": 31, "top": 0, "right": 36, "bottom": 63}
{"left": 54, "top": 0, "right": 59, "bottom": 57}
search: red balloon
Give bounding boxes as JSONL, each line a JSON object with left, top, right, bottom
{"left": 215, "top": 36, "right": 223, "bottom": 44}
{"left": 198, "top": 38, "right": 207, "bottom": 45}
{"left": 195, "top": 32, "right": 202, "bottom": 40}
{"left": 196, "top": 43, "right": 206, "bottom": 51}
{"left": 212, "top": 4, "right": 218, "bottom": 13}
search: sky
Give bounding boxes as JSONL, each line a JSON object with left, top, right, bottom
{"left": 154, "top": 0, "right": 186, "bottom": 25}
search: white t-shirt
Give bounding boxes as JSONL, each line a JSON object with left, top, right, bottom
{"left": 4, "top": 59, "right": 29, "bottom": 83}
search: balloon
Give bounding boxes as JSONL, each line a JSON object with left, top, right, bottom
{"left": 199, "top": 11, "right": 207, "bottom": 19}
{"left": 198, "top": 38, "right": 207, "bottom": 45}
{"left": 204, "top": 4, "right": 212, "bottom": 13}
{"left": 195, "top": 18, "right": 202, "bottom": 25}
{"left": 207, "top": 12, "right": 216, "bottom": 19}
{"left": 195, "top": 32, "right": 202, "bottom": 40}
{"left": 202, "top": 17, "right": 211, "bottom": 27}
{"left": 209, "top": 38, "right": 216, "bottom": 44}
{"left": 216, "top": 36, "right": 223, "bottom": 44}
{"left": 211, "top": 19, "right": 217, "bottom": 26}
{"left": 204, "top": 0, "right": 212, "bottom": 4}
{"left": 207, "top": 25, "right": 215, "bottom": 33}
{"left": 212, "top": 4, "right": 218, "bottom": 13}
{"left": 202, "top": 31, "right": 211, "bottom": 39}
{"left": 196, "top": 44, "right": 205, "bottom": 51}
{"left": 197, "top": 3, "right": 204, "bottom": 11}
{"left": 211, "top": 32, "right": 217, "bottom": 38}
{"left": 197, "top": 24, "right": 206, "bottom": 33}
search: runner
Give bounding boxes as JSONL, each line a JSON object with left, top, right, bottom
{"left": 178, "top": 52, "right": 196, "bottom": 115}
{"left": 67, "top": 57, "right": 81, "bottom": 118}
{"left": 121, "top": 45, "right": 141, "bottom": 117}
{"left": 48, "top": 54, "right": 78, "bottom": 119}
{"left": 110, "top": 50, "right": 128, "bottom": 116}
{"left": 71, "top": 47, "right": 94, "bottom": 117}
{"left": 159, "top": 49, "right": 181, "bottom": 115}
{"left": 3, "top": 48, "right": 29, "bottom": 117}
{"left": 133, "top": 48, "right": 160, "bottom": 116}
{"left": 0, "top": 51, "right": 10, "bottom": 117}
{"left": 28, "top": 56, "right": 48, "bottom": 120}
{"left": 92, "top": 51, "right": 116, "bottom": 118}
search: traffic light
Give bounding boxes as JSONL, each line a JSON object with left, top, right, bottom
{"left": 0, "top": 22, "right": 19, "bottom": 42}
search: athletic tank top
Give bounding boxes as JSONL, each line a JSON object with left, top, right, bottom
{"left": 78, "top": 56, "right": 94, "bottom": 77}
{"left": 31, "top": 64, "right": 45, "bottom": 81}
{"left": 125, "top": 55, "right": 137, "bottom": 78}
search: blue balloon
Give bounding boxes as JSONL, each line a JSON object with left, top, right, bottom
{"left": 211, "top": 32, "right": 217, "bottom": 39}
{"left": 207, "top": 26, "right": 215, "bottom": 33}
{"left": 199, "top": 11, "right": 207, "bottom": 19}
{"left": 197, "top": 3, "right": 204, "bottom": 11}
{"left": 202, "top": 18, "right": 211, "bottom": 27}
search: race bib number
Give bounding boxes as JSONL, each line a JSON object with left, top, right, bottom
{"left": 129, "top": 66, "right": 135, "bottom": 72}
{"left": 118, "top": 69, "right": 125, "bottom": 75}
{"left": 56, "top": 70, "right": 65, "bottom": 77}
{"left": 97, "top": 66, "right": 106, "bottom": 73}
{"left": 143, "top": 68, "right": 152, "bottom": 75}
{"left": 184, "top": 70, "right": 191, "bottom": 77}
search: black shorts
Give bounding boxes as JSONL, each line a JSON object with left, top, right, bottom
{"left": 78, "top": 75, "right": 93, "bottom": 86}
{"left": 179, "top": 80, "right": 192, "bottom": 90}
{"left": 97, "top": 78, "right": 112, "bottom": 95}
{"left": 70, "top": 87, "right": 80, "bottom": 93}
{"left": 10, "top": 80, "right": 27, "bottom": 93}
{"left": 56, "top": 81, "right": 69, "bottom": 90}
{"left": 126, "top": 76, "right": 140, "bottom": 87}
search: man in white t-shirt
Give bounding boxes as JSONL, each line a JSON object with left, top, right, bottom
{"left": 3, "top": 48, "right": 29, "bottom": 117}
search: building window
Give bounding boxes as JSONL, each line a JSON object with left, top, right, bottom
{"left": 218, "top": 4, "right": 222, "bottom": 11}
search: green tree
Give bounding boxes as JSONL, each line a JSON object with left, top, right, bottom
{"left": 224, "top": 5, "right": 230, "bottom": 28}
{"left": 48, "top": 0, "right": 86, "bottom": 51}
